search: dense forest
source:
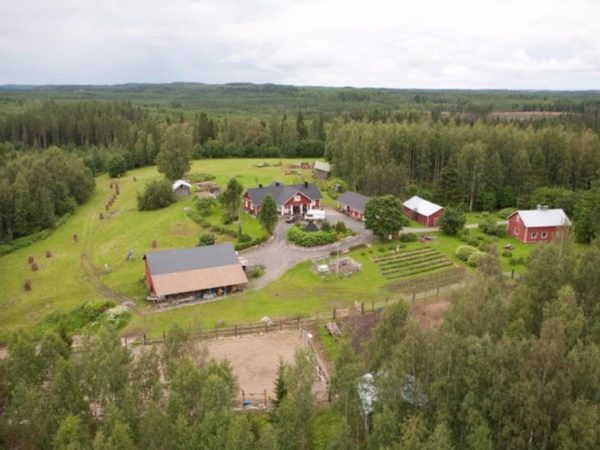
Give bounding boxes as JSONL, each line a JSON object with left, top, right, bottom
{"left": 1, "top": 237, "right": 600, "bottom": 449}
{"left": 2, "top": 84, "right": 600, "bottom": 245}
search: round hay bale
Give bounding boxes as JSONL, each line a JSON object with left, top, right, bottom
{"left": 109, "top": 182, "right": 113, "bottom": 189}
{"left": 45, "top": 250, "right": 52, "bottom": 258}
{"left": 133, "top": 176, "right": 137, "bottom": 182}
{"left": 28, "top": 255, "right": 34, "bottom": 264}
{"left": 105, "top": 204, "right": 110, "bottom": 211}
{"left": 73, "top": 234, "right": 78, "bottom": 242}
{"left": 99, "top": 213, "right": 104, "bottom": 220}
{"left": 24, "top": 279, "right": 32, "bottom": 291}
{"left": 151, "top": 240, "right": 157, "bottom": 248}
{"left": 31, "top": 262, "right": 38, "bottom": 271}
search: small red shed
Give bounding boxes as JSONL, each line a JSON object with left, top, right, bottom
{"left": 402, "top": 196, "right": 444, "bottom": 227}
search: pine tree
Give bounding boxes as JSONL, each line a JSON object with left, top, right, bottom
{"left": 296, "top": 111, "right": 308, "bottom": 140}
{"left": 273, "top": 359, "right": 287, "bottom": 408}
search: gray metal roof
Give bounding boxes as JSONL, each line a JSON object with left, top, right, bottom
{"left": 509, "top": 208, "right": 571, "bottom": 228}
{"left": 144, "top": 243, "right": 240, "bottom": 275}
{"left": 338, "top": 191, "right": 371, "bottom": 213}
{"left": 313, "top": 161, "right": 331, "bottom": 173}
{"left": 245, "top": 182, "right": 322, "bottom": 206}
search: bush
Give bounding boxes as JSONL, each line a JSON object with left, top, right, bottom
{"left": 510, "top": 256, "right": 525, "bottom": 266}
{"left": 457, "top": 228, "right": 471, "bottom": 242}
{"left": 107, "top": 154, "right": 127, "bottom": 178}
{"left": 467, "top": 251, "right": 486, "bottom": 267}
{"left": 198, "top": 233, "right": 215, "bottom": 246}
{"left": 438, "top": 207, "right": 466, "bottom": 235}
{"left": 234, "top": 235, "right": 268, "bottom": 251}
{"left": 287, "top": 224, "right": 337, "bottom": 247}
{"left": 137, "top": 179, "right": 177, "bottom": 211}
{"left": 455, "top": 245, "right": 478, "bottom": 261}
{"left": 334, "top": 221, "right": 347, "bottom": 234}
{"left": 221, "top": 212, "right": 235, "bottom": 225}
{"left": 238, "top": 233, "right": 252, "bottom": 243}
{"left": 497, "top": 207, "right": 515, "bottom": 219}
{"left": 502, "top": 250, "right": 513, "bottom": 258}
{"left": 321, "top": 220, "right": 332, "bottom": 232}
{"left": 399, "top": 233, "right": 418, "bottom": 243}
{"left": 479, "top": 217, "right": 507, "bottom": 237}
{"left": 196, "top": 197, "right": 216, "bottom": 216}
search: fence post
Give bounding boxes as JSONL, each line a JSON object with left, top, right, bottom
{"left": 412, "top": 292, "right": 416, "bottom": 305}
{"left": 163, "top": 331, "right": 166, "bottom": 343}
{"left": 297, "top": 317, "right": 300, "bottom": 330}
{"left": 264, "top": 389, "right": 267, "bottom": 405}
{"left": 235, "top": 325, "right": 238, "bottom": 337}
{"left": 361, "top": 302, "right": 364, "bottom": 314}
{"left": 280, "top": 319, "right": 283, "bottom": 331}
{"left": 242, "top": 390, "right": 245, "bottom": 406}
{"left": 333, "top": 308, "right": 336, "bottom": 320}
{"left": 215, "top": 326, "right": 218, "bottom": 339}
{"left": 511, "top": 269, "right": 515, "bottom": 279}
{"left": 143, "top": 333, "right": 146, "bottom": 346}
{"left": 437, "top": 286, "right": 440, "bottom": 298}
{"left": 371, "top": 300, "right": 374, "bottom": 311}
{"left": 265, "top": 322, "right": 268, "bottom": 333}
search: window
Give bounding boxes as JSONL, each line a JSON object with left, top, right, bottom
{"left": 531, "top": 232, "right": 538, "bottom": 239}
{"left": 541, "top": 231, "right": 548, "bottom": 239}
{"left": 513, "top": 227, "right": 519, "bottom": 236}
{"left": 294, "top": 194, "right": 301, "bottom": 202}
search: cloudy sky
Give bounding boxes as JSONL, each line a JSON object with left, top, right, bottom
{"left": 1, "top": 0, "right": 599, "bottom": 89}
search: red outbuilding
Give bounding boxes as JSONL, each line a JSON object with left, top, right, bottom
{"left": 337, "top": 191, "right": 370, "bottom": 221}
{"left": 402, "top": 195, "right": 444, "bottom": 227}
{"left": 507, "top": 206, "right": 571, "bottom": 243}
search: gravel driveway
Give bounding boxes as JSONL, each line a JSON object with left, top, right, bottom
{"left": 241, "top": 208, "right": 373, "bottom": 289}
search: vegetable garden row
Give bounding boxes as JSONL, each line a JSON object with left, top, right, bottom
{"left": 373, "top": 247, "right": 453, "bottom": 280}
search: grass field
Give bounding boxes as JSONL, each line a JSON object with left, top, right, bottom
{"left": 0, "top": 157, "right": 550, "bottom": 342}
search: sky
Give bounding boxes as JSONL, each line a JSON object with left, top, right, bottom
{"left": 1, "top": 0, "right": 599, "bottom": 89}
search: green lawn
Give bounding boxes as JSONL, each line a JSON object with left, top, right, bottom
{"left": 0, "top": 158, "right": 321, "bottom": 341}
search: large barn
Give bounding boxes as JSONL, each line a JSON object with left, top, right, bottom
{"left": 243, "top": 181, "right": 322, "bottom": 216}
{"left": 402, "top": 196, "right": 444, "bottom": 227}
{"left": 337, "top": 191, "right": 370, "bottom": 221}
{"left": 507, "top": 206, "right": 571, "bottom": 243}
{"left": 143, "top": 243, "right": 248, "bottom": 300}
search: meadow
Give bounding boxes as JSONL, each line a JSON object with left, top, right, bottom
{"left": 0, "top": 157, "right": 542, "bottom": 342}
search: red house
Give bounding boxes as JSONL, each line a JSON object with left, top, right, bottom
{"left": 337, "top": 191, "right": 370, "bottom": 221}
{"left": 243, "top": 181, "right": 322, "bottom": 216}
{"left": 402, "top": 196, "right": 444, "bottom": 226}
{"left": 507, "top": 206, "right": 571, "bottom": 243}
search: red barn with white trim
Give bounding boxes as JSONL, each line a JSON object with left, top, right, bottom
{"left": 507, "top": 206, "right": 571, "bottom": 243}
{"left": 402, "top": 195, "right": 444, "bottom": 227}
{"left": 243, "top": 181, "right": 322, "bottom": 216}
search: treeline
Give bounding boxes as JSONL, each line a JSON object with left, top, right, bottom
{"left": 0, "top": 325, "right": 317, "bottom": 450}
{"left": 329, "top": 237, "right": 600, "bottom": 449}
{"left": 326, "top": 119, "right": 600, "bottom": 210}
{"left": 0, "top": 147, "right": 95, "bottom": 241}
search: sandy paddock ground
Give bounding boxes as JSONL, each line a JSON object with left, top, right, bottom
{"left": 204, "top": 330, "right": 326, "bottom": 399}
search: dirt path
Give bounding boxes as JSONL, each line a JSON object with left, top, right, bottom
{"left": 242, "top": 208, "right": 373, "bottom": 289}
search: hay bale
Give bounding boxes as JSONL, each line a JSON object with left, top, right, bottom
{"left": 151, "top": 240, "right": 157, "bottom": 248}
{"left": 99, "top": 213, "right": 104, "bottom": 220}
{"left": 73, "top": 234, "right": 78, "bottom": 242}
{"left": 109, "top": 182, "right": 113, "bottom": 189}
{"left": 24, "top": 279, "right": 31, "bottom": 291}
{"left": 28, "top": 255, "right": 34, "bottom": 264}
{"left": 45, "top": 250, "right": 52, "bottom": 258}
{"left": 31, "top": 262, "right": 39, "bottom": 271}
{"left": 105, "top": 204, "right": 110, "bottom": 211}
{"left": 133, "top": 176, "right": 137, "bottom": 182}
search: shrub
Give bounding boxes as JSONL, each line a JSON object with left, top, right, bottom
{"left": 238, "top": 233, "right": 252, "bottom": 243}
{"left": 196, "top": 197, "right": 216, "bottom": 216}
{"left": 502, "top": 250, "right": 513, "bottom": 258}
{"left": 234, "top": 235, "right": 268, "bottom": 251}
{"left": 497, "top": 207, "right": 515, "bottom": 219}
{"left": 321, "top": 220, "right": 332, "bottom": 232}
{"left": 137, "top": 179, "right": 177, "bottom": 211}
{"left": 334, "top": 221, "right": 347, "bottom": 234}
{"left": 287, "top": 225, "right": 337, "bottom": 247}
{"left": 479, "top": 217, "right": 507, "bottom": 237}
{"left": 221, "top": 212, "right": 235, "bottom": 225}
{"left": 510, "top": 256, "right": 525, "bottom": 266}
{"left": 198, "top": 233, "right": 215, "bottom": 246}
{"left": 438, "top": 207, "right": 466, "bottom": 235}
{"left": 457, "top": 228, "right": 471, "bottom": 242}
{"left": 107, "top": 154, "right": 127, "bottom": 178}
{"left": 467, "top": 251, "right": 486, "bottom": 267}
{"left": 455, "top": 245, "right": 478, "bottom": 261}
{"left": 399, "top": 233, "right": 418, "bottom": 243}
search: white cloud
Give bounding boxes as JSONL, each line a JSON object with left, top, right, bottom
{"left": 0, "top": 0, "right": 599, "bottom": 88}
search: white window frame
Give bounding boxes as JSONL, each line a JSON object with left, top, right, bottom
{"left": 513, "top": 227, "right": 519, "bottom": 236}
{"left": 531, "top": 231, "right": 538, "bottom": 239}
{"left": 541, "top": 231, "right": 548, "bottom": 239}
{"left": 294, "top": 194, "right": 301, "bottom": 202}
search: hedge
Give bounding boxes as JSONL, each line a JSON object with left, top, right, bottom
{"left": 287, "top": 225, "right": 338, "bottom": 247}
{"left": 467, "top": 251, "right": 486, "bottom": 267}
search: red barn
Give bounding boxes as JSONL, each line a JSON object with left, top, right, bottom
{"left": 507, "top": 206, "right": 571, "bottom": 243}
{"left": 402, "top": 196, "right": 444, "bottom": 227}
{"left": 243, "top": 181, "right": 322, "bottom": 216}
{"left": 337, "top": 191, "right": 370, "bottom": 221}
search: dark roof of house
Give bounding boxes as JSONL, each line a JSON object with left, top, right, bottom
{"left": 303, "top": 221, "right": 319, "bottom": 232}
{"left": 338, "top": 191, "right": 371, "bottom": 213}
{"left": 144, "top": 243, "right": 240, "bottom": 275}
{"left": 245, "top": 182, "right": 322, "bottom": 206}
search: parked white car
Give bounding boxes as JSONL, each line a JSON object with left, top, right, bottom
{"left": 305, "top": 209, "right": 326, "bottom": 221}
